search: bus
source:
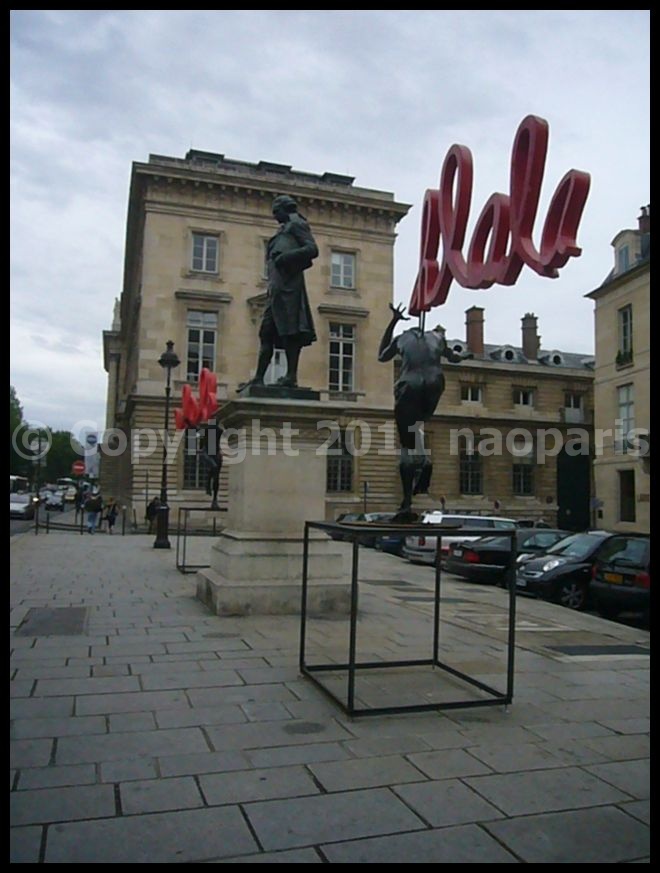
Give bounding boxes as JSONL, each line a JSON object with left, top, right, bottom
{"left": 10, "top": 475, "right": 30, "bottom": 494}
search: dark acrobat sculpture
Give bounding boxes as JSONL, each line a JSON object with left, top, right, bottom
{"left": 199, "top": 426, "right": 223, "bottom": 510}
{"left": 378, "top": 303, "right": 473, "bottom": 519}
{"left": 242, "top": 194, "right": 318, "bottom": 390}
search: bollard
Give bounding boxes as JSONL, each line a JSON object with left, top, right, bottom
{"left": 122, "top": 508, "right": 126, "bottom": 536}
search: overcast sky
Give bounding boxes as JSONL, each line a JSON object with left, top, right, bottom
{"left": 10, "top": 10, "right": 650, "bottom": 435}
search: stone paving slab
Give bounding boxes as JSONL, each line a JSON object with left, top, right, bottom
{"left": 244, "top": 787, "right": 427, "bottom": 850}
{"left": 43, "top": 806, "right": 258, "bottom": 863}
{"left": 483, "top": 806, "right": 650, "bottom": 863}
{"left": 462, "top": 766, "right": 632, "bottom": 816}
{"left": 320, "top": 823, "right": 518, "bottom": 863}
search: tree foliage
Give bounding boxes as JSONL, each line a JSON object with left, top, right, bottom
{"left": 10, "top": 385, "right": 82, "bottom": 483}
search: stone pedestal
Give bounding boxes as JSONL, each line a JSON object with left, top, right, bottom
{"left": 196, "top": 397, "right": 350, "bottom": 616}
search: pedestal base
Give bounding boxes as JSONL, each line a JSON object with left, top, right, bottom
{"left": 196, "top": 529, "right": 350, "bottom": 616}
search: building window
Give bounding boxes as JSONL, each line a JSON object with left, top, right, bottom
{"left": 459, "top": 450, "right": 483, "bottom": 495}
{"left": 616, "top": 305, "right": 633, "bottom": 366}
{"left": 461, "top": 384, "right": 483, "bottom": 403}
{"left": 618, "top": 470, "right": 636, "bottom": 522}
{"left": 564, "top": 392, "right": 583, "bottom": 423}
{"left": 330, "top": 251, "right": 356, "bottom": 289}
{"left": 326, "top": 430, "right": 353, "bottom": 493}
{"left": 186, "top": 310, "right": 217, "bottom": 382}
{"left": 615, "top": 384, "right": 634, "bottom": 454}
{"left": 329, "top": 323, "right": 355, "bottom": 392}
{"left": 512, "top": 464, "right": 535, "bottom": 495}
{"left": 513, "top": 388, "right": 534, "bottom": 407}
{"left": 183, "top": 428, "right": 205, "bottom": 489}
{"left": 192, "top": 233, "right": 219, "bottom": 273}
{"left": 616, "top": 244, "right": 630, "bottom": 275}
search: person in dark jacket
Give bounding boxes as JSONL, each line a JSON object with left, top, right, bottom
{"left": 105, "top": 498, "right": 119, "bottom": 534}
{"left": 242, "top": 194, "right": 318, "bottom": 389}
{"left": 84, "top": 489, "right": 103, "bottom": 534}
{"left": 146, "top": 496, "right": 161, "bottom": 534}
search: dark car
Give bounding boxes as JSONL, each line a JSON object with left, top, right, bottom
{"left": 375, "top": 529, "right": 408, "bottom": 556}
{"left": 331, "top": 511, "right": 398, "bottom": 546}
{"left": 357, "top": 512, "right": 398, "bottom": 548}
{"left": 328, "top": 512, "right": 366, "bottom": 541}
{"left": 516, "top": 530, "right": 616, "bottom": 610}
{"left": 590, "top": 534, "right": 650, "bottom": 622}
{"left": 445, "top": 528, "right": 570, "bottom": 586}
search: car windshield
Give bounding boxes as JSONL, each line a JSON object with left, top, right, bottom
{"left": 546, "top": 533, "right": 605, "bottom": 559}
{"left": 597, "top": 537, "right": 649, "bottom": 567}
{"left": 11, "top": 494, "right": 30, "bottom": 504}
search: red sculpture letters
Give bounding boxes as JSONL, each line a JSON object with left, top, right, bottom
{"left": 409, "top": 115, "right": 591, "bottom": 315}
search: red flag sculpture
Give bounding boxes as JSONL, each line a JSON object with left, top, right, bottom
{"left": 173, "top": 368, "right": 218, "bottom": 430}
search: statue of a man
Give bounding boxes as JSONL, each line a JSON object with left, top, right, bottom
{"left": 244, "top": 194, "right": 318, "bottom": 389}
{"left": 378, "top": 303, "right": 473, "bottom": 516}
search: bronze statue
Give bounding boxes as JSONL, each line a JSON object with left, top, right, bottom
{"left": 200, "top": 426, "right": 223, "bottom": 510}
{"left": 378, "top": 303, "right": 473, "bottom": 517}
{"left": 242, "top": 194, "right": 318, "bottom": 390}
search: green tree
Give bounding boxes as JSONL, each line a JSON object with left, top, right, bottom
{"left": 43, "top": 430, "right": 82, "bottom": 482}
{"left": 10, "top": 386, "right": 30, "bottom": 477}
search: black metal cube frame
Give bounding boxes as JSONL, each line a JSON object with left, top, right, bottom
{"left": 300, "top": 520, "right": 517, "bottom": 718}
{"left": 175, "top": 506, "right": 227, "bottom": 574}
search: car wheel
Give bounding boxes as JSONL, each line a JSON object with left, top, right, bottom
{"left": 556, "top": 580, "right": 588, "bottom": 610}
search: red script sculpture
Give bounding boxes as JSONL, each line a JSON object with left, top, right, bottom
{"left": 409, "top": 114, "right": 591, "bottom": 315}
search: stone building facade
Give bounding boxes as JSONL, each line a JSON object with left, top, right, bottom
{"left": 102, "top": 150, "right": 594, "bottom": 528}
{"left": 586, "top": 206, "right": 650, "bottom": 533}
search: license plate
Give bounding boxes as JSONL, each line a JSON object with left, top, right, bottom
{"left": 516, "top": 577, "right": 527, "bottom": 588}
{"left": 604, "top": 572, "right": 624, "bottom": 584}
{"left": 453, "top": 549, "right": 463, "bottom": 557}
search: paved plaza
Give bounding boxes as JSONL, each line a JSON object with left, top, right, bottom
{"left": 10, "top": 529, "right": 649, "bottom": 863}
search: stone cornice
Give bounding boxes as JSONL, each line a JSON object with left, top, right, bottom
{"left": 132, "top": 158, "right": 411, "bottom": 222}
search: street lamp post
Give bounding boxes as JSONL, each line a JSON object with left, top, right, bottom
{"left": 153, "top": 340, "right": 180, "bottom": 549}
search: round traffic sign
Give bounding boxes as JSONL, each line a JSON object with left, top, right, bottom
{"left": 72, "top": 460, "right": 85, "bottom": 475}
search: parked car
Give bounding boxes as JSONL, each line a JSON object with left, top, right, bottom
{"left": 590, "top": 534, "right": 650, "bottom": 622}
{"left": 10, "top": 493, "right": 38, "bottom": 520}
{"left": 445, "top": 528, "right": 571, "bottom": 585}
{"left": 356, "top": 512, "right": 398, "bottom": 547}
{"left": 43, "top": 490, "right": 65, "bottom": 512}
{"left": 515, "top": 518, "right": 553, "bottom": 529}
{"left": 402, "top": 512, "right": 517, "bottom": 565}
{"left": 516, "top": 530, "right": 617, "bottom": 610}
{"left": 375, "top": 528, "right": 408, "bottom": 556}
{"left": 330, "top": 511, "right": 398, "bottom": 546}
{"left": 329, "top": 512, "right": 367, "bottom": 541}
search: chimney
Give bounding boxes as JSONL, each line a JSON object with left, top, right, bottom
{"left": 465, "top": 307, "right": 484, "bottom": 356}
{"left": 638, "top": 204, "right": 650, "bottom": 234}
{"left": 521, "top": 313, "right": 540, "bottom": 360}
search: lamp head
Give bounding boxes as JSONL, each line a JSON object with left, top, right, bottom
{"left": 159, "top": 340, "right": 180, "bottom": 371}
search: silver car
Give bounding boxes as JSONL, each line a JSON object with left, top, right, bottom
{"left": 403, "top": 512, "right": 517, "bottom": 565}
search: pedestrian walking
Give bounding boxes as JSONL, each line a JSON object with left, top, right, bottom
{"left": 105, "top": 498, "right": 119, "bottom": 534}
{"left": 84, "top": 489, "right": 103, "bottom": 534}
{"left": 146, "top": 496, "right": 161, "bottom": 534}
